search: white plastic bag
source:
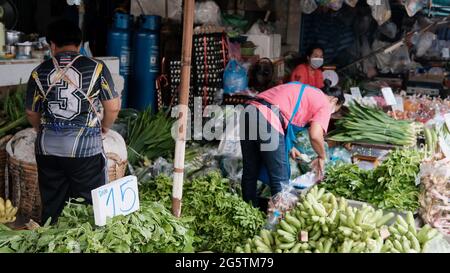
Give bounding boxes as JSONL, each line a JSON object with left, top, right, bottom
{"left": 301, "top": 0, "right": 318, "bottom": 14}
{"left": 368, "top": 0, "right": 391, "bottom": 26}
{"left": 195, "top": 0, "right": 222, "bottom": 25}
{"left": 403, "top": 0, "right": 425, "bottom": 17}
{"left": 422, "top": 234, "right": 450, "bottom": 253}
{"left": 290, "top": 172, "right": 318, "bottom": 189}
{"left": 415, "top": 32, "right": 437, "bottom": 57}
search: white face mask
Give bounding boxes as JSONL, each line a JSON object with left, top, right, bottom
{"left": 310, "top": 58, "right": 324, "bottom": 69}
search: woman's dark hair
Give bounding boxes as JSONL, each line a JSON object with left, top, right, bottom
{"left": 298, "top": 44, "right": 324, "bottom": 64}
{"left": 305, "top": 44, "right": 324, "bottom": 58}
{"left": 324, "top": 88, "right": 345, "bottom": 105}
{"left": 46, "top": 19, "right": 82, "bottom": 48}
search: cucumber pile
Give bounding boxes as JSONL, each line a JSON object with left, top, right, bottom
{"left": 236, "top": 187, "right": 442, "bottom": 253}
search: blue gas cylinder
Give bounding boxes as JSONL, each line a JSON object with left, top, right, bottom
{"left": 107, "top": 13, "right": 133, "bottom": 108}
{"left": 131, "top": 15, "right": 161, "bottom": 111}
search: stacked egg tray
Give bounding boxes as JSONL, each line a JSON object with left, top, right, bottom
{"left": 192, "top": 32, "right": 228, "bottom": 110}
{"left": 167, "top": 32, "right": 228, "bottom": 129}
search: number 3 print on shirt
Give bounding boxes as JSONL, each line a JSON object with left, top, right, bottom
{"left": 47, "top": 67, "right": 83, "bottom": 120}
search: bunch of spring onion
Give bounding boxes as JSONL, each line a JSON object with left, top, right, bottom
{"left": 328, "top": 102, "right": 422, "bottom": 146}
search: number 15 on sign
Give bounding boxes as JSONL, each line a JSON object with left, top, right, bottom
{"left": 92, "top": 175, "right": 140, "bottom": 226}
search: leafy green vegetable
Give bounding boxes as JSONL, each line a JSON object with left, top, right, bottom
{"left": 0, "top": 200, "right": 194, "bottom": 253}
{"left": 126, "top": 108, "right": 175, "bottom": 165}
{"left": 141, "top": 172, "right": 266, "bottom": 252}
{"left": 320, "top": 149, "right": 423, "bottom": 212}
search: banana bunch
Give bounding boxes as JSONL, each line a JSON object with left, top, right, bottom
{"left": 382, "top": 214, "right": 440, "bottom": 253}
{"left": 235, "top": 229, "right": 275, "bottom": 253}
{"left": 236, "top": 186, "right": 443, "bottom": 253}
{"left": 0, "top": 198, "right": 18, "bottom": 224}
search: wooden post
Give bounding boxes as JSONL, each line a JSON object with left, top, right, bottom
{"left": 172, "top": 0, "right": 195, "bottom": 218}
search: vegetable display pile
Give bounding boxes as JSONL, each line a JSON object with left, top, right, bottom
{"left": 0, "top": 199, "right": 194, "bottom": 253}
{"left": 328, "top": 102, "right": 421, "bottom": 146}
{"left": 236, "top": 187, "right": 443, "bottom": 253}
{"left": 141, "top": 172, "right": 265, "bottom": 252}
{"left": 388, "top": 96, "right": 450, "bottom": 123}
{"left": 320, "top": 149, "right": 423, "bottom": 211}
{"left": 126, "top": 108, "right": 175, "bottom": 166}
{"left": 0, "top": 84, "right": 29, "bottom": 138}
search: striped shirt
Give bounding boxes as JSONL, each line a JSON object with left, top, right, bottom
{"left": 25, "top": 51, "right": 119, "bottom": 158}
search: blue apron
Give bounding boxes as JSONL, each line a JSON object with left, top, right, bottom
{"left": 258, "top": 82, "right": 308, "bottom": 185}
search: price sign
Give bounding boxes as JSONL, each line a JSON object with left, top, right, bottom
{"left": 92, "top": 175, "right": 140, "bottom": 226}
{"left": 381, "top": 87, "right": 397, "bottom": 106}
{"left": 392, "top": 96, "right": 404, "bottom": 112}
{"left": 344, "top": 94, "right": 355, "bottom": 106}
{"left": 350, "top": 87, "right": 362, "bottom": 99}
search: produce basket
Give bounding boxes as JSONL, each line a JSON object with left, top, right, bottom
{"left": 0, "top": 135, "right": 13, "bottom": 198}
{"left": 6, "top": 129, "right": 41, "bottom": 223}
{"left": 106, "top": 152, "right": 127, "bottom": 183}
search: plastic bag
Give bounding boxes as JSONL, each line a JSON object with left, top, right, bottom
{"left": 290, "top": 171, "right": 318, "bottom": 189}
{"left": 390, "top": 45, "right": 412, "bottom": 73}
{"left": 379, "top": 21, "right": 398, "bottom": 39}
{"left": 195, "top": 0, "right": 222, "bottom": 25}
{"left": 218, "top": 107, "right": 242, "bottom": 157}
{"left": 329, "top": 146, "right": 352, "bottom": 165}
{"left": 223, "top": 59, "right": 248, "bottom": 94}
{"left": 403, "top": 0, "right": 425, "bottom": 17}
{"left": 301, "top": 0, "right": 318, "bottom": 14}
{"left": 418, "top": 158, "right": 450, "bottom": 236}
{"left": 267, "top": 183, "right": 299, "bottom": 218}
{"left": 345, "top": 0, "right": 359, "bottom": 7}
{"left": 219, "top": 156, "right": 243, "bottom": 186}
{"left": 368, "top": 0, "right": 391, "bottom": 26}
{"left": 422, "top": 234, "right": 450, "bottom": 253}
{"left": 415, "top": 32, "right": 436, "bottom": 57}
{"left": 151, "top": 157, "right": 174, "bottom": 177}
{"left": 328, "top": 0, "right": 345, "bottom": 11}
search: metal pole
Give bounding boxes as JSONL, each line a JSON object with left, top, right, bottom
{"left": 171, "top": 0, "right": 195, "bottom": 218}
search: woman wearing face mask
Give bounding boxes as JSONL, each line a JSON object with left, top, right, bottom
{"left": 291, "top": 45, "right": 325, "bottom": 89}
{"left": 240, "top": 82, "right": 344, "bottom": 208}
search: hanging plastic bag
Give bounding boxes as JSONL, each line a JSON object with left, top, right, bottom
{"left": 379, "top": 21, "right": 398, "bottom": 39}
{"left": 195, "top": 0, "right": 222, "bottom": 25}
{"left": 301, "top": 0, "right": 318, "bottom": 14}
{"left": 328, "top": 0, "right": 345, "bottom": 11}
{"left": 415, "top": 32, "right": 436, "bottom": 57}
{"left": 403, "top": 0, "right": 425, "bottom": 17}
{"left": 368, "top": 0, "right": 391, "bottom": 26}
{"left": 345, "top": 0, "right": 359, "bottom": 8}
{"left": 218, "top": 108, "right": 242, "bottom": 157}
{"left": 223, "top": 59, "right": 249, "bottom": 94}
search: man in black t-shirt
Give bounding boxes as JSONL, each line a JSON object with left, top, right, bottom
{"left": 25, "top": 19, "right": 121, "bottom": 224}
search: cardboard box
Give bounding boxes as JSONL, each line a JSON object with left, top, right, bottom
{"left": 245, "top": 34, "right": 281, "bottom": 59}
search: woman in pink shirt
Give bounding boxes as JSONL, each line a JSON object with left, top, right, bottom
{"left": 240, "top": 82, "right": 344, "bottom": 207}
